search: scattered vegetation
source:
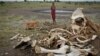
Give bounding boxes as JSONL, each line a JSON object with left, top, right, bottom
{"left": 0, "top": 1, "right": 5, "bottom": 6}
{"left": 0, "top": 2, "right": 100, "bottom": 9}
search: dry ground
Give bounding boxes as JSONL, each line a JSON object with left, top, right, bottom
{"left": 0, "top": 2, "right": 100, "bottom": 56}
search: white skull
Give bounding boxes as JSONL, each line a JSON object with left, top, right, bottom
{"left": 71, "top": 8, "right": 85, "bottom": 24}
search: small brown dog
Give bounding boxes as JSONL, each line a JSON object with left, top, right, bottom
{"left": 25, "top": 20, "right": 38, "bottom": 30}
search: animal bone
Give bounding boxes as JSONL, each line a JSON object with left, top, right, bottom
{"left": 12, "top": 34, "right": 33, "bottom": 49}
{"left": 71, "top": 8, "right": 86, "bottom": 24}
{"left": 10, "top": 8, "right": 99, "bottom": 56}
{"left": 35, "top": 44, "right": 69, "bottom": 54}
{"left": 71, "top": 8, "right": 88, "bottom": 35}
{"left": 91, "top": 35, "right": 97, "bottom": 40}
{"left": 57, "top": 34, "right": 73, "bottom": 45}
{"left": 71, "top": 24, "right": 80, "bottom": 34}
{"left": 10, "top": 33, "right": 20, "bottom": 40}
{"left": 76, "top": 35, "right": 97, "bottom": 44}
{"left": 57, "top": 34, "right": 68, "bottom": 41}
{"left": 49, "top": 28, "right": 73, "bottom": 35}
{"left": 31, "top": 40, "right": 37, "bottom": 47}
{"left": 21, "top": 34, "right": 33, "bottom": 42}
{"left": 66, "top": 46, "right": 92, "bottom": 56}
{"left": 47, "top": 53, "right": 54, "bottom": 56}
{"left": 47, "top": 33, "right": 59, "bottom": 45}
{"left": 47, "top": 32, "right": 71, "bottom": 47}
{"left": 76, "top": 37, "right": 90, "bottom": 44}
{"left": 35, "top": 44, "right": 93, "bottom": 56}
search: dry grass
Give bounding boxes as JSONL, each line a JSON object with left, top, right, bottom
{"left": 0, "top": 2, "right": 100, "bottom": 56}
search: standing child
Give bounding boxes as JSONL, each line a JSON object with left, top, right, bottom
{"left": 51, "top": 2, "right": 56, "bottom": 24}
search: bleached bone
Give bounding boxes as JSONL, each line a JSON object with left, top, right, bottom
{"left": 35, "top": 44, "right": 69, "bottom": 54}
{"left": 17, "top": 34, "right": 24, "bottom": 41}
{"left": 13, "top": 34, "right": 33, "bottom": 49}
{"left": 56, "top": 40, "right": 66, "bottom": 47}
{"left": 47, "top": 32, "right": 73, "bottom": 47}
{"left": 91, "top": 35, "right": 97, "bottom": 40}
{"left": 71, "top": 8, "right": 88, "bottom": 35}
{"left": 68, "top": 45, "right": 93, "bottom": 56}
{"left": 49, "top": 28, "right": 73, "bottom": 35}
{"left": 47, "top": 32, "right": 70, "bottom": 46}
{"left": 57, "top": 34, "right": 73, "bottom": 46}
{"left": 21, "top": 36, "right": 31, "bottom": 42}
{"left": 71, "top": 8, "right": 87, "bottom": 25}
{"left": 31, "top": 40, "right": 37, "bottom": 47}
{"left": 67, "top": 46, "right": 83, "bottom": 56}
{"left": 76, "top": 35, "right": 97, "bottom": 44}
{"left": 47, "top": 53, "right": 54, "bottom": 56}
{"left": 66, "top": 46, "right": 92, "bottom": 56}
{"left": 35, "top": 45, "right": 93, "bottom": 56}
{"left": 71, "top": 35, "right": 86, "bottom": 40}
{"left": 76, "top": 37, "right": 90, "bottom": 44}
{"left": 47, "top": 28, "right": 73, "bottom": 45}
{"left": 57, "top": 34, "right": 67, "bottom": 41}
{"left": 54, "top": 54, "right": 67, "bottom": 56}
{"left": 71, "top": 24, "right": 80, "bottom": 34}
{"left": 21, "top": 34, "right": 33, "bottom": 42}
{"left": 10, "top": 33, "right": 20, "bottom": 40}
{"left": 74, "top": 43, "right": 85, "bottom": 48}
{"left": 10, "top": 33, "right": 27, "bottom": 41}
{"left": 54, "top": 46, "right": 93, "bottom": 56}
{"left": 71, "top": 24, "right": 87, "bottom": 35}
{"left": 47, "top": 33, "right": 59, "bottom": 45}
{"left": 66, "top": 46, "right": 93, "bottom": 56}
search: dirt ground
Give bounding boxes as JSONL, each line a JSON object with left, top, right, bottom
{"left": 0, "top": 8, "right": 100, "bottom": 56}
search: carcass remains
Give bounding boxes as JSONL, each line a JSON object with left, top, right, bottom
{"left": 10, "top": 8, "right": 100, "bottom": 56}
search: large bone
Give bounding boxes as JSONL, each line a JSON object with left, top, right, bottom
{"left": 35, "top": 45, "right": 93, "bottom": 56}
{"left": 35, "top": 45, "right": 69, "bottom": 54}
{"left": 66, "top": 46, "right": 92, "bottom": 56}
{"left": 54, "top": 48, "right": 93, "bottom": 56}
{"left": 13, "top": 34, "right": 33, "bottom": 49}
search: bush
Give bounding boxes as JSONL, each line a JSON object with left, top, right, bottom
{"left": 0, "top": 1, "right": 5, "bottom": 6}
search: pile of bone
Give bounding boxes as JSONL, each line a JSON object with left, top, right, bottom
{"left": 10, "top": 8, "right": 99, "bottom": 56}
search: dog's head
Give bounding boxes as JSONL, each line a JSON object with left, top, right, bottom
{"left": 71, "top": 8, "right": 87, "bottom": 26}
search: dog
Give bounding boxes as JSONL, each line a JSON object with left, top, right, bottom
{"left": 25, "top": 20, "right": 38, "bottom": 30}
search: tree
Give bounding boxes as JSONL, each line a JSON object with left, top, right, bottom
{"left": 0, "top": 1, "right": 5, "bottom": 6}
{"left": 44, "top": 0, "right": 46, "bottom": 2}
{"left": 54, "top": 0, "right": 59, "bottom": 2}
{"left": 24, "top": 0, "right": 27, "bottom": 2}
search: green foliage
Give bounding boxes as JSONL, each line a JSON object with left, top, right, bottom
{"left": 0, "top": 1, "right": 5, "bottom": 6}
{"left": 0, "top": 2, "right": 100, "bottom": 9}
{"left": 24, "top": 0, "right": 27, "bottom": 2}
